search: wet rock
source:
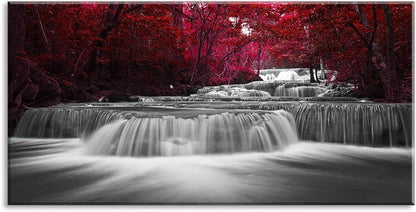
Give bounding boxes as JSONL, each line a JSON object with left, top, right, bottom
{"left": 86, "top": 85, "right": 100, "bottom": 94}
{"left": 321, "top": 84, "right": 355, "bottom": 97}
{"left": 100, "top": 92, "right": 135, "bottom": 102}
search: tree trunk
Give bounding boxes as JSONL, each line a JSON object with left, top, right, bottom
{"left": 320, "top": 58, "right": 326, "bottom": 79}
{"left": 190, "top": 38, "right": 203, "bottom": 85}
{"left": 352, "top": 4, "right": 398, "bottom": 100}
{"left": 314, "top": 67, "right": 320, "bottom": 83}
{"left": 170, "top": 4, "right": 184, "bottom": 30}
{"left": 257, "top": 42, "right": 261, "bottom": 75}
{"left": 87, "top": 4, "right": 124, "bottom": 79}
{"left": 383, "top": 4, "right": 398, "bottom": 100}
{"left": 357, "top": 69, "right": 367, "bottom": 96}
{"left": 126, "top": 22, "right": 134, "bottom": 94}
{"left": 309, "top": 67, "right": 316, "bottom": 82}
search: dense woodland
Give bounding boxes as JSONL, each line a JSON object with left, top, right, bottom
{"left": 8, "top": 3, "right": 412, "bottom": 131}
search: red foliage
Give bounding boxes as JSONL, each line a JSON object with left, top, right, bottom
{"left": 12, "top": 3, "right": 412, "bottom": 101}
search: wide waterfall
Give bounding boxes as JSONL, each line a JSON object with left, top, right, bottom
{"left": 14, "top": 102, "right": 412, "bottom": 148}
{"left": 85, "top": 111, "right": 298, "bottom": 157}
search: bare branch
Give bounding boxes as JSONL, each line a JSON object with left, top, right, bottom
{"left": 34, "top": 4, "right": 51, "bottom": 53}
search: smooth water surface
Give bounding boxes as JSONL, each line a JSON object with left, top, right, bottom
{"left": 9, "top": 138, "right": 412, "bottom": 204}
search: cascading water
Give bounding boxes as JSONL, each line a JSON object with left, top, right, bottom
{"left": 274, "top": 85, "right": 328, "bottom": 97}
{"left": 13, "top": 106, "right": 299, "bottom": 156}
{"left": 14, "top": 102, "right": 412, "bottom": 148}
{"left": 204, "top": 87, "right": 271, "bottom": 98}
{"left": 294, "top": 103, "right": 412, "bottom": 147}
{"left": 242, "top": 81, "right": 316, "bottom": 96}
{"left": 13, "top": 108, "right": 125, "bottom": 138}
{"left": 274, "top": 70, "right": 299, "bottom": 81}
{"left": 259, "top": 68, "right": 310, "bottom": 82}
{"left": 257, "top": 103, "right": 412, "bottom": 147}
{"left": 84, "top": 110, "right": 298, "bottom": 157}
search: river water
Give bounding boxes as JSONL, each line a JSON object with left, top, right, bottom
{"left": 9, "top": 137, "right": 411, "bottom": 204}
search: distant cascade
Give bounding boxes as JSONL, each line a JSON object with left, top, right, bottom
{"left": 274, "top": 85, "right": 328, "bottom": 97}
{"left": 204, "top": 87, "right": 271, "bottom": 98}
{"left": 84, "top": 110, "right": 299, "bottom": 157}
{"left": 274, "top": 70, "right": 299, "bottom": 81}
{"left": 196, "top": 85, "right": 244, "bottom": 96}
{"left": 259, "top": 68, "right": 310, "bottom": 82}
{"left": 259, "top": 73, "right": 278, "bottom": 81}
{"left": 13, "top": 108, "right": 125, "bottom": 138}
{"left": 243, "top": 81, "right": 316, "bottom": 95}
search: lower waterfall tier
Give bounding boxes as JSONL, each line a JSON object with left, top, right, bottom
{"left": 84, "top": 110, "right": 298, "bottom": 157}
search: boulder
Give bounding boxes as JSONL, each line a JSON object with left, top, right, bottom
{"left": 100, "top": 92, "right": 135, "bottom": 102}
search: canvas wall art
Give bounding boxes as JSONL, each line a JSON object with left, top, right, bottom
{"left": 8, "top": 1, "right": 413, "bottom": 205}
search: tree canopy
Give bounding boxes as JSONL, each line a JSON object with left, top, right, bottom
{"left": 9, "top": 2, "right": 412, "bottom": 107}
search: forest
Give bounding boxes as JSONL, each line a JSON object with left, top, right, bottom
{"left": 8, "top": 3, "right": 412, "bottom": 130}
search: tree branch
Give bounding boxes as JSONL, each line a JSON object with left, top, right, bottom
{"left": 211, "top": 39, "right": 257, "bottom": 72}
{"left": 123, "top": 4, "right": 142, "bottom": 14}
{"left": 165, "top": 4, "right": 194, "bottom": 21}
{"left": 346, "top": 22, "right": 370, "bottom": 49}
{"left": 369, "top": 5, "right": 377, "bottom": 46}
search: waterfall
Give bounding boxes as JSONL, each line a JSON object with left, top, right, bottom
{"left": 204, "top": 87, "right": 271, "bottom": 98}
{"left": 259, "top": 73, "right": 277, "bottom": 81}
{"left": 274, "top": 85, "right": 328, "bottom": 97}
{"left": 84, "top": 110, "right": 298, "bottom": 157}
{"left": 13, "top": 108, "right": 125, "bottom": 138}
{"left": 195, "top": 81, "right": 327, "bottom": 98}
{"left": 274, "top": 70, "right": 299, "bottom": 81}
{"left": 295, "top": 104, "right": 412, "bottom": 147}
{"left": 259, "top": 68, "right": 310, "bottom": 82}
{"left": 243, "top": 81, "right": 317, "bottom": 96}
{"left": 197, "top": 86, "right": 271, "bottom": 98}
{"left": 259, "top": 103, "right": 412, "bottom": 147}
{"left": 13, "top": 102, "right": 411, "bottom": 149}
